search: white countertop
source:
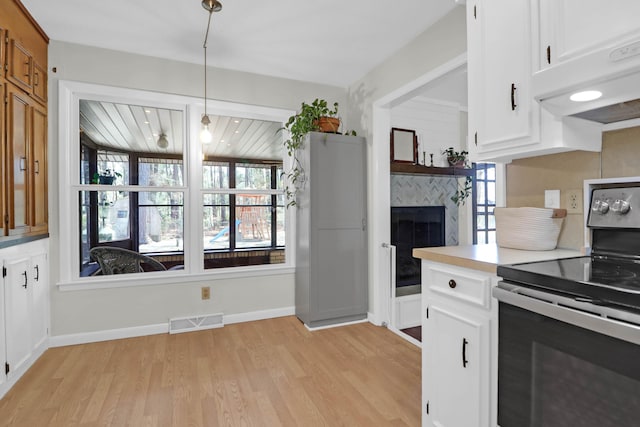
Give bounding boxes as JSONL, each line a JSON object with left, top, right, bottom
{"left": 412, "top": 244, "right": 584, "bottom": 274}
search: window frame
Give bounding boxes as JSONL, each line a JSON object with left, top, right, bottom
{"left": 472, "top": 162, "right": 497, "bottom": 245}
{"left": 58, "top": 80, "right": 296, "bottom": 290}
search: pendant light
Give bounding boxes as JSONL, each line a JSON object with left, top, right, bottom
{"left": 200, "top": 0, "right": 222, "bottom": 144}
{"left": 157, "top": 133, "right": 169, "bottom": 149}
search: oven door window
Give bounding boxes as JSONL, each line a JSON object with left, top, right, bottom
{"left": 498, "top": 303, "right": 640, "bottom": 427}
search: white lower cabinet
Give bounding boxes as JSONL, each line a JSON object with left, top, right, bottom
{"left": 422, "top": 261, "right": 497, "bottom": 427}
{"left": 1, "top": 239, "right": 49, "bottom": 396}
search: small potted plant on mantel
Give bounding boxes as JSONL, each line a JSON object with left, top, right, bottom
{"left": 280, "top": 99, "right": 355, "bottom": 207}
{"left": 443, "top": 147, "right": 469, "bottom": 167}
{"left": 92, "top": 169, "right": 122, "bottom": 185}
{"left": 442, "top": 147, "right": 473, "bottom": 206}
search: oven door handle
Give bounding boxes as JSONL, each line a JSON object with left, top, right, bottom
{"left": 493, "top": 284, "right": 640, "bottom": 346}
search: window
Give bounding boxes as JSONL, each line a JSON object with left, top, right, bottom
{"left": 202, "top": 160, "right": 285, "bottom": 269}
{"left": 473, "top": 163, "right": 497, "bottom": 244}
{"left": 59, "top": 82, "right": 294, "bottom": 284}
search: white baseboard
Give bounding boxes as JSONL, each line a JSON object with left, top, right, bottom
{"left": 49, "top": 323, "right": 168, "bottom": 348}
{"left": 49, "top": 306, "right": 296, "bottom": 348}
{"left": 224, "top": 306, "right": 295, "bottom": 325}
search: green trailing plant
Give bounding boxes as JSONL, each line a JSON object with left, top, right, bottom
{"left": 452, "top": 175, "right": 473, "bottom": 206}
{"left": 281, "top": 99, "right": 357, "bottom": 207}
{"left": 442, "top": 147, "right": 472, "bottom": 206}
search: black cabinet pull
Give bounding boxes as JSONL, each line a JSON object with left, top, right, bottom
{"left": 448, "top": 279, "right": 457, "bottom": 289}
{"left": 22, "top": 271, "right": 28, "bottom": 289}
{"left": 511, "top": 83, "right": 517, "bottom": 111}
{"left": 462, "top": 338, "right": 469, "bottom": 368}
{"left": 34, "top": 265, "right": 39, "bottom": 282}
{"left": 546, "top": 45, "right": 551, "bottom": 64}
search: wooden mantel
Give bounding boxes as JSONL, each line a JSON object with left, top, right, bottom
{"left": 390, "top": 162, "right": 475, "bottom": 177}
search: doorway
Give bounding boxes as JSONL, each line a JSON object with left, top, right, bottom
{"left": 369, "top": 54, "right": 469, "bottom": 343}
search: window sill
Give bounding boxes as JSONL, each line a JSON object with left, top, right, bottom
{"left": 57, "top": 264, "right": 295, "bottom": 291}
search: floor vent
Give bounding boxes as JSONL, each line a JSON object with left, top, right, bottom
{"left": 169, "top": 313, "right": 224, "bottom": 334}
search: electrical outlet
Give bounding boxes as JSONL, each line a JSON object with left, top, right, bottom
{"left": 567, "top": 190, "right": 582, "bottom": 214}
{"left": 201, "top": 286, "right": 211, "bottom": 300}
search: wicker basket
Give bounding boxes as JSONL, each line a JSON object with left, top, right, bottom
{"left": 494, "top": 207, "right": 566, "bottom": 251}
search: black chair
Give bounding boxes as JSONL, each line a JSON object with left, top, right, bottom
{"left": 89, "top": 246, "right": 168, "bottom": 275}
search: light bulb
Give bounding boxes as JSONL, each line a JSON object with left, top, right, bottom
{"left": 200, "top": 114, "right": 212, "bottom": 143}
{"left": 200, "top": 125, "right": 212, "bottom": 144}
{"left": 569, "top": 90, "right": 602, "bottom": 102}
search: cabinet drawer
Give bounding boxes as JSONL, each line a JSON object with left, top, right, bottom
{"left": 427, "top": 264, "right": 492, "bottom": 309}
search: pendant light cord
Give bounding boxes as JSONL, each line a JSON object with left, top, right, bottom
{"left": 203, "top": 9, "right": 213, "bottom": 117}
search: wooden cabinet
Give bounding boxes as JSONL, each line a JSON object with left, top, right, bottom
{"left": 6, "top": 85, "right": 30, "bottom": 235}
{"left": 466, "top": 0, "right": 601, "bottom": 163}
{"left": 0, "top": 0, "right": 49, "bottom": 239}
{"left": 421, "top": 261, "right": 497, "bottom": 427}
{"left": 538, "top": 0, "right": 640, "bottom": 69}
{"left": 295, "top": 133, "right": 368, "bottom": 328}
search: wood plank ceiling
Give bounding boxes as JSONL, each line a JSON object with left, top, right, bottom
{"left": 79, "top": 100, "right": 283, "bottom": 161}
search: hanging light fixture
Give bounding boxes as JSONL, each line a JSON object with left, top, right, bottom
{"left": 157, "top": 133, "right": 169, "bottom": 149}
{"left": 200, "top": 0, "right": 222, "bottom": 144}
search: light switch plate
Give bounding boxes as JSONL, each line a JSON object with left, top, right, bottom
{"left": 545, "top": 190, "right": 561, "bottom": 208}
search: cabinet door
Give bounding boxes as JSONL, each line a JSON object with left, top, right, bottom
{"left": 6, "top": 85, "right": 31, "bottom": 235}
{"left": 32, "top": 61, "right": 47, "bottom": 104}
{"left": 4, "top": 256, "right": 32, "bottom": 378}
{"left": 0, "top": 26, "right": 5, "bottom": 79}
{"left": 7, "top": 38, "right": 32, "bottom": 92}
{"left": 310, "top": 135, "right": 367, "bottom": 322}
{"left": 30, "top": 253, "right": 48, "bottom": 351}
{"left": 30, "top": 104, "right": 47, "bottom": 233}
{"left": 539, "top": 0, "right": 640, "bottom": 68}
{"left": 423, "top": 302, "right": 487, "bottom": 427}
{"left": 0, "top": 82, "right": 5, "bottom": 236}
{"left": 469, "top": 0, "right": 538, "bottom": 155}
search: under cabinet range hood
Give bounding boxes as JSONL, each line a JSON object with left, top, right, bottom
{"left": 533, "top": 39, "right": 640, "bottom": 125}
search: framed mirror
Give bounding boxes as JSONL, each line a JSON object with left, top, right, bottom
{"left": 390, "top": 127, "right": 417, "bottom": 163}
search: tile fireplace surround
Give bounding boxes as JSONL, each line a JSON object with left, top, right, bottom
{"left": 390, "top": 174, "right": 459, "bottom": 246}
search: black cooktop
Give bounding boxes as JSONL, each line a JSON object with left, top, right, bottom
{"left": 497, "top": 256, "right": 640, "bottom": 311}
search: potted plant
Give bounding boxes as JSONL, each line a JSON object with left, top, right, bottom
{"left": 280, "top": 99, "right": 347, "bottom": 207}
{"left": 441, "top": 148, "right": 473, "bottom": 205}
{"left": 442, "top": 147, "right": 469, "bottom": 167}
{"left": 92, "top": 169, "right": 122, "bottom": 185}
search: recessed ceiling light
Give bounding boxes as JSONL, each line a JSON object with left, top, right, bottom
{"left": 570, "top": 90, "right": 602, "bottom": 102}
{"left": 234, "top": 120, "right": 239, "bottom": 123}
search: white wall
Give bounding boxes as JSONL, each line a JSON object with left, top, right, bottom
{"left": 47, "top": 41, "right": 347, "bottom": 337}
{"left": 391, "top": 96, "right": 463, "bottom": 166}
{"left": 345, "top": 7, "right": 468, "bottom": 323}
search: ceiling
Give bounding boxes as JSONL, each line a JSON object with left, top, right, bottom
{"left": 80, "top": 100, "right": 283, "bottom": 160}
{"left": 33, "top": 0, "right": 462, "bottom": 161}
{"left": 21, "top": 0, "right": 458, "bottom": 88}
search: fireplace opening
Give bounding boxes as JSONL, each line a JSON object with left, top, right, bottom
{"left": 391, "top": 206, "right": 445, "bottom": 288}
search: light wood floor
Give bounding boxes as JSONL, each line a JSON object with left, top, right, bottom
{"left": 0, "top": 316, "right": 421, "bottom": 426}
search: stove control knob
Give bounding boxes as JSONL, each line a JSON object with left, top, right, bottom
{"left": 611, "top": 199, "right": 631, "bottom": 214}
{"left": 592, "top": 199, "right": 609, "bottom": 214}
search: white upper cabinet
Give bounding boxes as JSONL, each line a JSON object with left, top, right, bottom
{"left": 469, "top": 0, "right": 537, "bottom": 154}
{"left": 467, "top": 0, "right": 602, "bottom": 163}
{"left": 538, "top": 0, "right": 640, "bottom": 70}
